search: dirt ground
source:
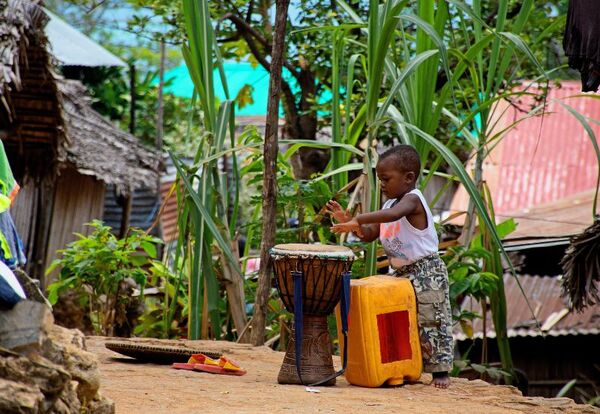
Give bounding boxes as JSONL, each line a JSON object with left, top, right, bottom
{"left": 87, "top": 337, "right": 599, "bottom": 414}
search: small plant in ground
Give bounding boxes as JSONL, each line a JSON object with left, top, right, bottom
{"left": 46, "top": 220, "right": 162, "bottom": 336}
{"left": 443, "top": 244, "right": 499, "bottom": 332}
{"left": 134, "top": 260, "right": 189, "bottom": 339}
{"left": 442, "top": 243, "right": 499, "bottom": 378}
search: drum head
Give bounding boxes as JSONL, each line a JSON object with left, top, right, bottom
{"left": 270, "top": 243, "right": 354, "bottom": 260}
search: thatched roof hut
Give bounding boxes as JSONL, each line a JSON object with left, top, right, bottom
{"left": 57, "top": 79, "right": 158, "bottom": 194}
{"left": 0, "top": 0, "right": 160, "bottom": 284}
{"left": 0, "top": 0, "right": 67, "bottom": 179}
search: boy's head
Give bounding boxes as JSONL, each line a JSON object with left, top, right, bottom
{"left": 376, "top": 145, "right": 420, "bottom": 199}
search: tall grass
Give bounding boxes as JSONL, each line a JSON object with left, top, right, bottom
{"left": 171, "top": 0, "right": 248, "bottom": 340}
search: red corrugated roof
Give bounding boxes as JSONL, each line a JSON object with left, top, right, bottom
{"left": 450, "top": 81, "right": 600, "bottom": 219}
{"left": 455, "top": 274, "right": 600, "bottom": 340}
{"left": 160, "top": 180, "right": 179, "bottom": 243}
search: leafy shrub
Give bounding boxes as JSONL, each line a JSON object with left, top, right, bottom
{"left": 46, "top": 220, "right": 162, "bottom": 336}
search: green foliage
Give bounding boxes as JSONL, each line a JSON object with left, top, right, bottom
{"left": 444, "top": 245, "right": 498, "bottom": 305}
{"left": 242, "top": 148, "right": 339, "bottom": 248}
{"left": 47, "top": 1, "right": 581, "bottom": 355}
{"left": 46, "top": 220, "right": 162, "bottom": 336}
{"left": 451, "top": 357, "right": 510, "bottom": 381}
{"left": 49, "top": 0, "right": 202, "bottom": 154}
{"left": 134, "top": 261, "right": 188, "bottom": 338}
{"left": 442, "top": 244, "right": 498, "bottom": 338}
{"left": 171, "top": 0, "right": 252, "bottom": 340}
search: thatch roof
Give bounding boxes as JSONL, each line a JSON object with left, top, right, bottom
{"left": 58, "top": 80, "right": 159, "bottom": 194}
{"left": 1, "top": 0, "right": 67, "bottom": 180}
{"left": 0, "top": 0, "right": 159, "bottom": 194}
{"left": 0, "top": 0, "right": 47, "bottom": 101}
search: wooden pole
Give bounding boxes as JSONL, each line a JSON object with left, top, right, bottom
{"left": 155, "top": 39, "right": 166, "bottom": 240}
{"left": 129, "top": 63, "right": 136, "bottom": 135}
{"left": 118, "top": 194, "right": 132, "bottom": 239}
{"left": 250, "top": 0, "right": 290, "bottom": 346}
{"left": 156, "top": 39, "right": 165, "bottom": 152}
{"left": 32, "top": 179, "right": 56, "bottom": 289}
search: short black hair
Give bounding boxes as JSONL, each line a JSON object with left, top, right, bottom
{"left": 379, "top": 145, "right": 421, "bottom": 176}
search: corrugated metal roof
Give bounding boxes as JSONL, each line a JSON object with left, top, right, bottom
{"left": 103, "top": 184, "right": 160, "bottom": 235}
{"left": 506, "top": 189, "right": 595, "bottom": 241}
{"left": 455, "top": 274, "right": 600, "bottom": 340}
{"left": 449, "top": 81, "right": 600, "bottom": 224}
{"left": 160, "top": 179, "right": 178, "bottom": 243}
{"left": 44, "top": 8, "right": 126, "bottom": 67}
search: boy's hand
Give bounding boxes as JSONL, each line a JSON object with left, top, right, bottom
{"left": 331, "top": 218, "right": 362, "bottom": 235}
{"left": 326, "top": 200, "right": 353, "bottom": 223}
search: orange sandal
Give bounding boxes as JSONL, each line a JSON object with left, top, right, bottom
{"left": 172, "top": 353, "right": 247, "bottom": 376}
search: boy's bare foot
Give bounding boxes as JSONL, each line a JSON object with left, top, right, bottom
{"left": 431, "top": 372, "right": 450, "bottom": 389}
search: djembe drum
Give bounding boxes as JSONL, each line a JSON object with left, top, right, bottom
{"left": 270, "top": 243, "right": 354, "bottom": 386}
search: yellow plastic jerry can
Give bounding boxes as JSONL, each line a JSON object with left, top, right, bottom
{"left": 336, "top": 275, "right": 422, "bottom": 387}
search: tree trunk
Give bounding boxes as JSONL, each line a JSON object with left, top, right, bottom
{"left": 220, "top": 5, "right": 328, "bottom": 180}
{"left": 281, "top": 68, "right": 330, "bottom": 179}
{"left": 155, "top": 39, "right": 166, "bottom": 241}
{"left": 156, "top": 39, "right": 165, "bottom": 152}
{"left": 250, "top": 0, "right": 290, "bottom": 346}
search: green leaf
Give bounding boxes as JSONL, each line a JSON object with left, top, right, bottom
{"left": 45, "top": 259, "right": 61, "bottom": 276}
{"left": 130, "top": 255, "right": 148, "bottom": 266}
{"left": 280, "top": 140, "right": 364, "bottom": 159}
{"left": 450, "top": 278, "right": 471, "bottom": 300}
{"left": 47, "top": 285, "right": 60, "bottom": 305}
{"left": 556, "top": 379, "right": 577, "bottom": 398}
{"left": 498, "top": 31, "right": 546, "bottom": 78}
{"left": 377, "top": 49, "right": 440, "bottom": 119}
{"left": 471, "top": 363, "right": 487, "bottom": 374}
{"left": 472, "top": 218, "right": 517, "bottom": 248}
{"left": 140, "top": 241, "right": 157, "bottom": 259}
{"left": 310, "top": 163, "right": 364, "bottom": 183}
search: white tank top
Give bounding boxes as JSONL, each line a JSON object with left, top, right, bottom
{"left": 379, "top": 189, "right": 439, "bottom": 267}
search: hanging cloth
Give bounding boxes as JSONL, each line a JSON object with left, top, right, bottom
{"left": 563, "top": 0, "right": 600, "bottom": 92}
{"left": 0, "top": 211, "right": 26, "bottom": 269}
{"left": 0, "top": 141, "right": 24, "bottom": 269}
{"left": 0, "top": 140, "right": 19, "bottom": 210}
{"left": 0, "top": 260, "right": 26, "bottom": 308}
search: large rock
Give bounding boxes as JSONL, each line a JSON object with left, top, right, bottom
{"left": 0, "top": 377, "right": 45, "bottom": 413}
{"left": 0, "top": 302, "right": 114, "bottom": 413}
{"left": 0, "top": 348, "right": 70, "bottom": 398}
{"left": 0, "top": 300, "right": 53, "bottom": 350}
{"left": 42, "top": 325, "right": 100, "bottom": 402}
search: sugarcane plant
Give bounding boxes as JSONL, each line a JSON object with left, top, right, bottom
{"left": 170, "top": 0, "right": 256, "bottom": 340}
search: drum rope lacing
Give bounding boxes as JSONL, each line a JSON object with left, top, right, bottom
{"left": 271, "top": 251, "right": 353, "bottom": 386}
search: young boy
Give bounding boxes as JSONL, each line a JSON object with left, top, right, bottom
{"left": 326, "top": 144, "right": 453, "bottom": 388}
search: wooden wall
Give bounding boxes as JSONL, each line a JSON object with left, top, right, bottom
{"left": 10, "top": 176, "right": 54, "bottom": 284}
{"left": 44, "top": 168, "right": 105, "bottom": 285}
{"left": 11, "top": 167, "right": 105, "bottom": 287}
{"left": 11, "top": 178, "right": 37, "bottom": 260}
{"left": 458, "top": 335, "right": 600, "bottom": 400}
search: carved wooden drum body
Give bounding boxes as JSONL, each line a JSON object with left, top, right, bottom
{"left": 270, "top": 243, "right": 354, "bottom": 385}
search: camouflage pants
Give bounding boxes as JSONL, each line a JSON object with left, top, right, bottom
{"left": 393, "top": 254, "right": 454, "bottom": 373}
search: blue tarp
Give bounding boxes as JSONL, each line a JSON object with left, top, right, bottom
{"left": 162, "top": 61, "right": 331, "bottom": 117}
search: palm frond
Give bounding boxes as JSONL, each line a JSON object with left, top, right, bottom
{"left": 560, "top": 220, "right": 600, "bottom": 312}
